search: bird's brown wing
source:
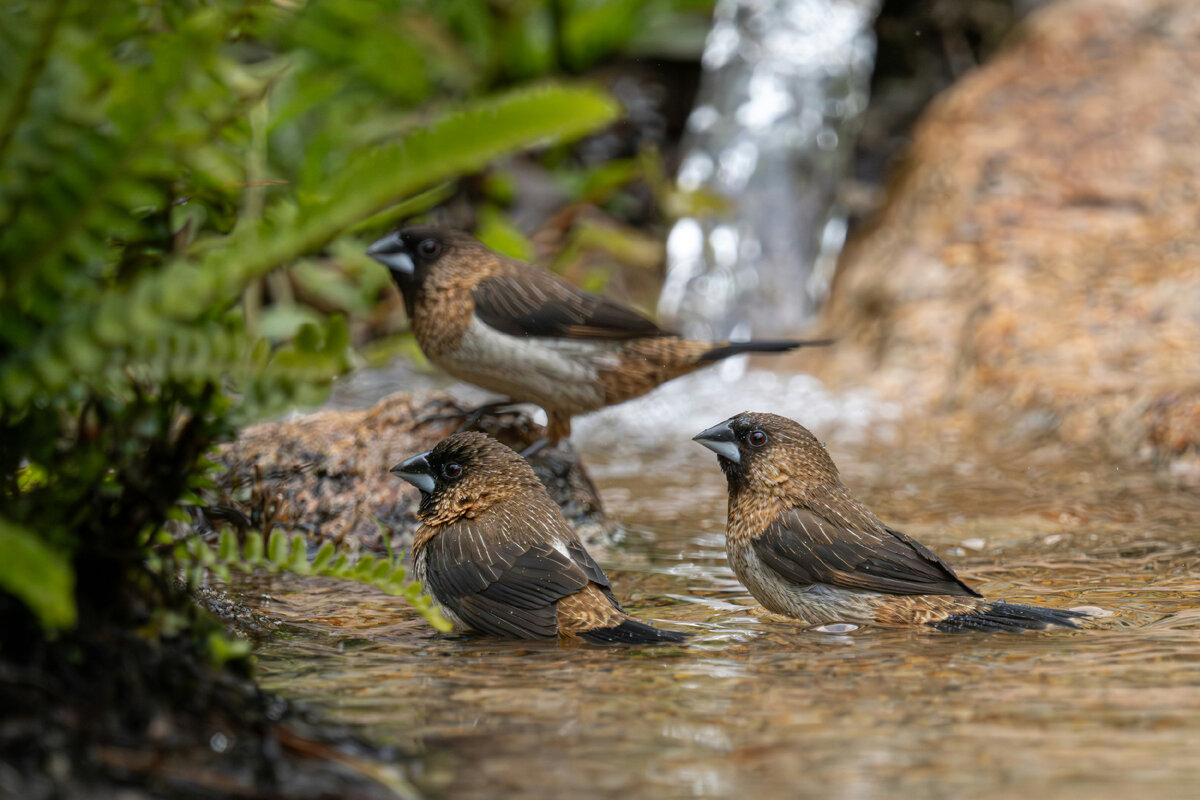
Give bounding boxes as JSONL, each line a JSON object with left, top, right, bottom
{"left": 753, "top": 507, "right": 981, "bottom": 597}
{"left": 423, "top": 498, "right": 620, "bottom": 638}
{"left": 566, "top": 539, "right": 622, "bottom": 610}
{"left": 471, "top": 268, "right": 666, "bottom": 340}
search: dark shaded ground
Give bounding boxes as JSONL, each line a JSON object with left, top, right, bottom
{"left": 0, "top": 596, "right": 410, "bottom": 800}
{"left": 0, "top": 393, "right": 611, "bottom": 800}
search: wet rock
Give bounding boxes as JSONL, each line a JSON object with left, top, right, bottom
{"left": 804, "top": 0, "right": 1200, "bottom": 467}
{"left": 204, "top": 392, "right": 609, "bottom": 552}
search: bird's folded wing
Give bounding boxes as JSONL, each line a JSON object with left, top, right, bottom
{"left": 424, "top": 524, "right": 597, "bottom": 639}
{"left": 567, "top": 539, "right": 622, "bottom": 610}
{"left": 753, "top": 507, "right": 981, "bottom": 597}
{"left": 471, "top": 269, "right": 666, "bottom": 340}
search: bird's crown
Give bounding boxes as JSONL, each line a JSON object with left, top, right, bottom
{"left": 393, "top": 431, "right": 543, "bottom": 525}
{"left": 694, "top": 411, "right": 840, "bottom": 494}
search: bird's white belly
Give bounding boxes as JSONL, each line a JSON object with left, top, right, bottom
{"left": 727, "top": 543, "right": 881, "bottom": 625}
{"left": 437, "top": 318, "right": 618, "bottom": 412}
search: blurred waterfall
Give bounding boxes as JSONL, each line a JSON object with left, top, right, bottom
{"left": 658, "top": 0, "right": 881, "bottom": 340}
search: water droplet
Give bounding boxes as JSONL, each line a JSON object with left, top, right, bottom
{"left": 816, "top": 129, "right": 839, "bottom": 149}
{"left": 688, "top": 105, "right": 721, "bottom": 134}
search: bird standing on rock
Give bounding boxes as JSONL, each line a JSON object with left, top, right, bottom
{"left": 367, "top": 226, "right": 831, "bottom": 444}
{"left": 694, "top": 412, "right": 1085, "bottom": 632}
{"left": 391, "top": 431, "right": 685, "bottom": 643}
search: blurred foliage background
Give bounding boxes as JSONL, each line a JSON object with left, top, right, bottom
{"left": 0, "top": 0, "right": 714, "bottom": 645}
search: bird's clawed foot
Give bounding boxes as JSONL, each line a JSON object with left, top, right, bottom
{"left": 456, "top": 400, "right": 531, "bottom": 434}
{"left": 421, "top": 399, "right": 524, "bottom": 433}
{"left": 520, "top": 438, "right": 606, "bottom": 537}
{"left": 519, "top": 437, "right": 550, "bottom": 459}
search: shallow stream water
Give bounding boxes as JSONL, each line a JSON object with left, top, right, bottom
{"left": 230, "top": 372, "right": 1200, "bottom": 799}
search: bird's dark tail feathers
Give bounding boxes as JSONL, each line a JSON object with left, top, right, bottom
{"left": 580, "top": 618, "right": 688, "bottom": 645}
{"left": 699, "top": 339, "right": 834, "bottom": 363}
{"left": 930, "top": 601, "right": 1085, "bottom": 634}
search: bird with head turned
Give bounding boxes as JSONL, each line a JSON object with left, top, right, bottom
{"left": 366, "top": 225, "right": 831, "bottom": 445}
{"left": 391, "top": 431, "right": 685, "bottom": 643}
{"left": 694, "top": 412, "right": 1085, "bottom": 632}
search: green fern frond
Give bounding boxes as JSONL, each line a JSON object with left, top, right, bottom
{"left": 179, "top": 529, "right": 453, "bottom": 633}
{"left": 0, "top": 0, "right": 68, "bottom": 166}
{"left": 0, "top": 0, "right": 630, "bottom": 636}
{"left": 1, "top": 83, "right": 617, "bottom": 417}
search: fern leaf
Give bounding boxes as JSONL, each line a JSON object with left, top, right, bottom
{"left": 0, "top": 517, "right": 75, "bottom": 630}
{"left": 311, "top": 541, "right": 335, "bottom": 572}
{"left": 244, "top": 531, "right": 264, "bottom": 565}
{"left": 187, "top": 526, "right": 452, "bottom": 633}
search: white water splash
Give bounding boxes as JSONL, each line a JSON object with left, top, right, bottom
{"left": 660, "top": 0, "right": 882, "bottom": 340}
{"left": 573, "top": 362, "right": 900, "bottom": 466}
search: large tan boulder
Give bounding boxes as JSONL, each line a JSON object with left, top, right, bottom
{"left": 805, "top": 0, "right": 1200, "bottom": 466}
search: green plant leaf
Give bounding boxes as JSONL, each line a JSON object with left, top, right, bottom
{"left": 370, "top": 560, "right": 393, "bottom": 584}
{"left": 0, "top": 518, "right": 76, "bottom": 630}
{"left": 206, "top": 630, "right": 252, "bottom": 667}
{"left": 218, "top": 529, "right": 237, "bottom": 562}
{"left": 187, "top": 521, "right": 452, "bottom": 632}
{"left": 311, "top": 541, "right": 335, "bottom": 572}
{"left": 324, "top": 552, "right": 350, "bottom": 577}
{"left": 206, "top": 83, "right": 621, "bottom": 300}
{"left": 16, "top": 463, "right": 49, "bottom": 492}
{"left": 244, "top": 531, "right": 264, "bottom": 565}
{"left": 1, "top": 0, "right": 640, "bottom": 651}
{"left": 354, "top": 555, "right": 378, "bottom": 580}
{"left": 193, "top": 540, "right": 216, "bottom": 565}
{"left": 267, "top": 530, "right": 288, "bottom": 565}
{"left": 287, "top": 534, "right": 309, "bottom": 574}
{"left": 476, "top": 206, "right": 533, "bottom": 260}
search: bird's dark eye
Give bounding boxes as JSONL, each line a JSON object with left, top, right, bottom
{"left": 417, "top": 238, "right": 441, "bottom": 259}
{"left": 441, "top": 462, "right": 462, "bottom": 479}
{"left": 747, "top": 430, "right": 768, "bottom": 448}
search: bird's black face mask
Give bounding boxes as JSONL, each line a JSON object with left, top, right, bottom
{"left": 694, "top": 415, "right": 771, "bottom": 490}
{"left": 365, "top": 226, "right": 449, "bottom": 314}
{"left": 391, "top": 444, "right": 470, "bottom": 518}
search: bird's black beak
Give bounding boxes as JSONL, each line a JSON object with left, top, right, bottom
{"left": 366, "top": 231, "right": 415, "bottom": 277}
{"left": 390, "top": 450, "right": 436, "bottom": 495}
{"left": 693, "top": 420, "right": 741, "bottom": 464}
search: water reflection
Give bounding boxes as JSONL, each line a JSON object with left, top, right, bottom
{"left": 230, "top": 437, "right": 1200, "bottom": 798}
